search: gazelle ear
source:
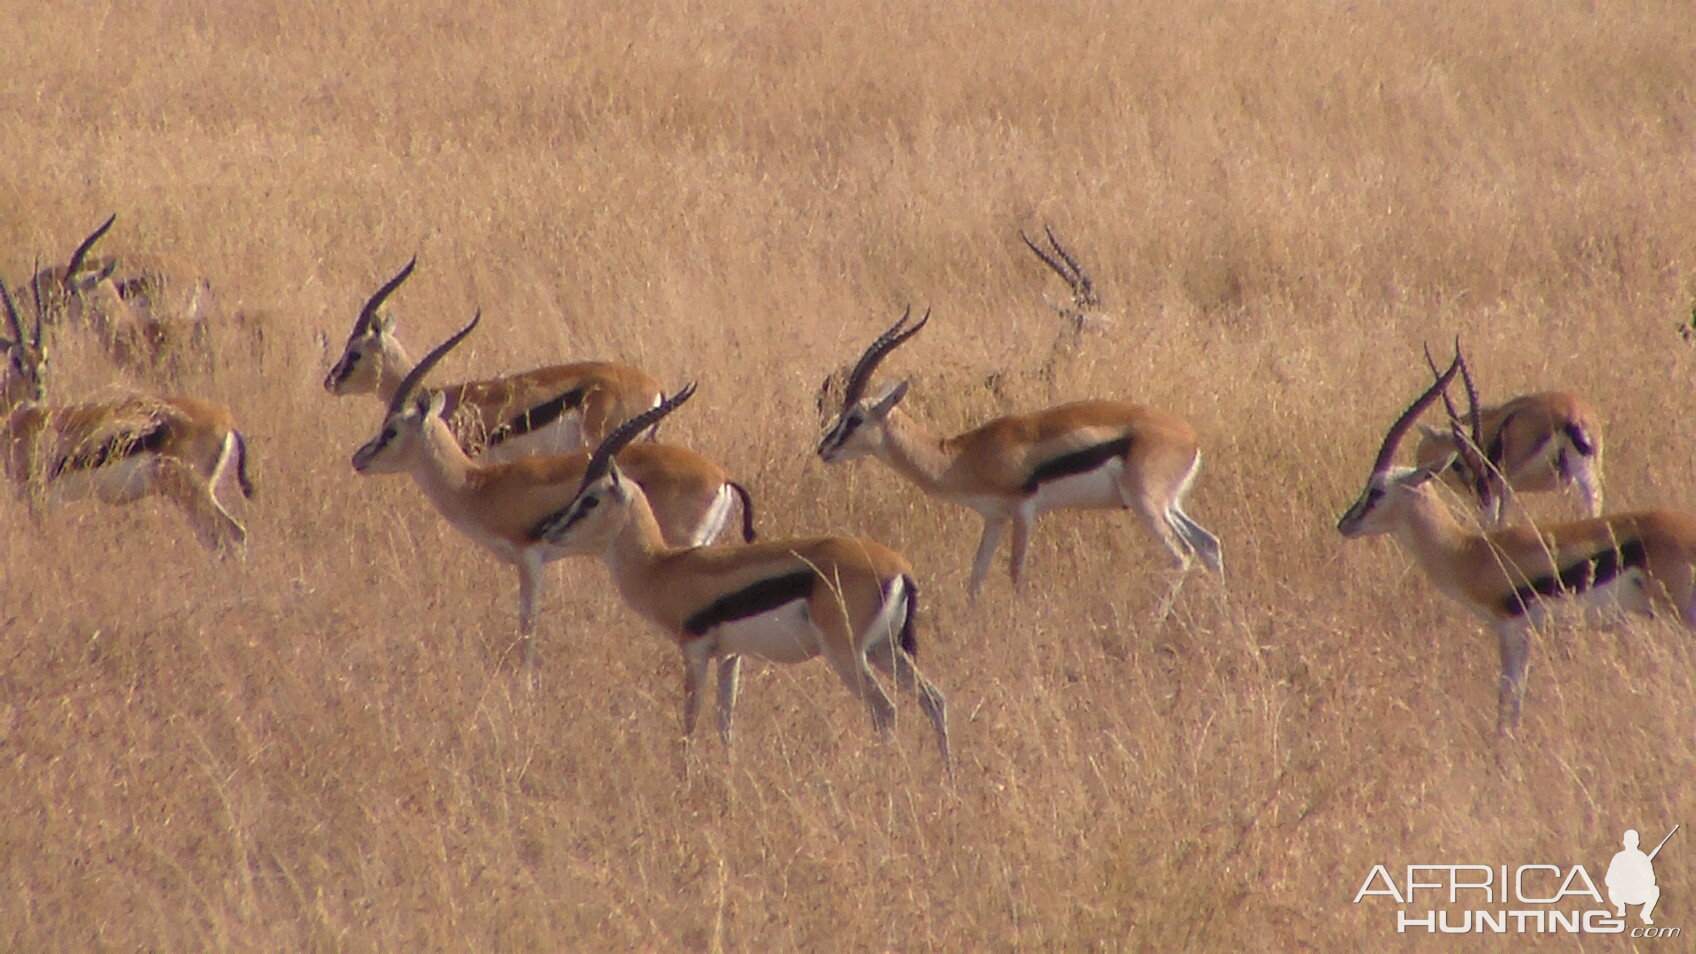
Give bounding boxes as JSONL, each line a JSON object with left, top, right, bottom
{"left": 1415, "top": 423, "right": 1447, "bottom": 441}
{"left": 425, "top": 389, "right": 447, "bottom": 419}
{"left": 1408, "top": 451, "right": 1457, "bottom": 486}
{"left": 869, "top": 379, "right": 910, "bottom": 414}
{"left": 371, "top": 312, "right": 394, "bottom": 334}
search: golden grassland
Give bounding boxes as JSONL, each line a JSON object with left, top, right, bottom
{"left": 3, "top": 1, "right": 1694, "bottom": 949}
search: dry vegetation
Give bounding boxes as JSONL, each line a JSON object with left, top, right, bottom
{"left": 3, "top": 1, "right": 1694, "bottom": 950}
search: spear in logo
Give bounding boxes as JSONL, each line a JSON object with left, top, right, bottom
{"left": 1649, "top": 825, "right": 1680, "bottom": 861}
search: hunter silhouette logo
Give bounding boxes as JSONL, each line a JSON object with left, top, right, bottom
{"left": 1607, "top": 826, "right": 1677, "bottom": 926}
{"left": 1354, "top": 824, "right": 1682, "bottom": 938}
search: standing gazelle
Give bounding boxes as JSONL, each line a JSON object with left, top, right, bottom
{"left": 535, "top": 386, "right": 951, "bottom": 773}
{"left": 326, "top": 259, "right": 665, "bottom": 463}
{"left": 817, "top": 308, "right": 1221, "bottom": 601}
{"left": 1, "top": 284, "right": 252, "bottom": 551}
{"left": 1337, "top": 350, "right": 1696, "bottom": 736}
{"left": 350, "top": 314, "right": 756, "bottom": 667}
{"left": 1412, "top": 371, "right": 1604, "bottom": 527}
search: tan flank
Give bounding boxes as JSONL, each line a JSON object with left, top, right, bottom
{"left": 1339, "top": 351, "right": 1696, "bottom": 736}
{"left": 325, "top": 258, "right": 666, "bottom": 463}
{"left": 1, "top": 283, "right": 250, "bottom": 551}
{"left": 350, "top": 314, "right": 755, "bottom": 667}
{"left": 818, "top": 307, "right": 1221, "bottom": 602}
{"left": 536, "top": 386, "right": 950, "bottom": 774}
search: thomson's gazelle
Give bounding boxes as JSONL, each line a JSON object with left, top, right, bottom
{"left": 1413, "top": 369, "right": 1604, "bottom": 527}
{"left": 818, "top": 308, "right": 1221, "bottom": 600}
{"left": 535, "top": 386, "right": 951, "bottom": 773}
{"left": 1338, "top": 351, "right": 1696, "bottom": 736}
{"left": 326, "top": 259, "right": 665, "bottom": 463}
{"left": 351, "top": 314, "right": 755, "bottom": 666}
{"left": 1, "top": 284, "right": 251, "bottom": 551}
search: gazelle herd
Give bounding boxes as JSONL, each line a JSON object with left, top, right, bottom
{"left": 6, "top": 214, "right": 1691, "bottom": 772}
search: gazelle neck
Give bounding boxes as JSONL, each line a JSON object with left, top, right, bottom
{"left": 602, "top": 485, "right": 679, "bottom": 613}
{"left": 874, "top": 408, "right": 958, "bottom": 496}
{"left": 1391, "top": 483, "right": 1479, "bottom": 587}
{"left": 371, "top": 335, "right": 416, "bottom": 403}
{"left": 405, "top": 414, "right": 477, "bottom": 500}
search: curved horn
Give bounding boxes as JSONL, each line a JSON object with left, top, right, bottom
{"left": 1452, "top": 343, "right": 1492, "bottom": 504}
{"left": 64, "top": 214, "right": 116, "bottom": 285}
{"left": 355, "top": 256, "right": 417, "bottom": 338}
{"left": 1371, "top": 352, "right": 1460, "bottom": 475}
{"left": 1021, "top": 228, "right": 1075, "bottom": 284}
{"left": 840, "top": 306, "right": 930, "bottom": 410}
{"left": 1, "top": 283, "right": 21, "bottom": 347}
{"left": 388, "top": 310, "right": 479, "bottom": 416}
{"left": 579, "top": 382, "right": 698, "bottom": 493}
{"left": 1044, "top": 224, "right": 1097, "bottom": 306}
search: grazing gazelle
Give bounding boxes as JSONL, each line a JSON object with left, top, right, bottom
{"left": 1, "top": 283, "right": 252, "bottom": 551}
{"left": 1411, "top": 354, "right": 1604, "bottom": 526}
{"left": 1337, "top": 350, "right": 1696, "bottom": 736}
{"left": 534, "top": 386, "right": 951, "bottom": 773}
{"left": 817, "top": 308, "right": 1222, "bottom": 601}
{"left": 350, "top": 314, "right": 756, "bottom": 667}
{"left": 326, "top": 259, "right": 665, "bottom": 463}
{"left": 27, "top": 214, "right": 213, "bottom": 375}
{"left": 1020, "top": 223, "right": 1103, "bottom": 334}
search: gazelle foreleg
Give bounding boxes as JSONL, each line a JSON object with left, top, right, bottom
{"left": 716, "top": 654, "right": 742, "bottom": 749}
{"left": 1008, "top": 506, "right": 1035, "bottom": 593}
{"left": 681, "top": 640, "right": 713, "bottom": 740}
{"left": 516, "top": 551, "right": 544, "bottom": 667}
{"left": 1494, "top": 620, "right": 1533, "bottom": 737}
{"left": 968, "top": 517, "right": 1007, "bottom": 599}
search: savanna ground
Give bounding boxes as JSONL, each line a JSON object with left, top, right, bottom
{"left": 3, "top": 1, "right": 1695, "bottom": 950}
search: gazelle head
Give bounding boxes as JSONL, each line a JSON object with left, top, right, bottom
{"left": 535, "top": 383, "right": 699, "bottom": 552}
{"left": 1, "top": 276, "right": 48, "bottom": 408}
{"left": 1020, "top": 223, "right": 1102, "bottom": 335}
{"left": 351, "top": 309, "right": 478, "bottom": 475}
{"left": 325, "top": 257, "right": 416, "bottom": 395}
{"left": 1336, "top": 352, "right": 1463, "bottom": 538}
{"left": 816, "top": 306, "right": 929, "bottom": 463}
{"left": 27, "top": 214, "right": 120, "bottom": 328}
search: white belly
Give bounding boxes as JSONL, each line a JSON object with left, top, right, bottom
{"left": 712, "top": 601, "right": 820, "bottom": 663}
{"left": 1026, "top": 459, "right": 1125, "bottom": 514}
{"left": 50, "top": 456, "right": 158, "bottom": 503}
{"left": 476, "top": 413, "right": 586, "bottom": 464}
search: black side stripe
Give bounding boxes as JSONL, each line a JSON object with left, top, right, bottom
{"left": 1020, "top": 437, "right": 1131, "bottom": 494}
{"left": 50, "top": 420, "right": 170, "bottom": 479}
{"left": 684, "top": 570, "right": 815, "bottom": 637}
{"left": 487, "top": 387, "right": 586, "bottom": 448}
{"left": 1500, "top": 538, "right": 1647, "bottom": 618}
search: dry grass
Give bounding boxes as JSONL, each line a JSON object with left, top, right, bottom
{"left": 3, "top": 0, "right": 1695, "bottom": 950}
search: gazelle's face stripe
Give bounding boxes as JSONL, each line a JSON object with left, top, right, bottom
{"left": 1499, "top": 538, "right": 1647, "bottom": 618}
{"left": 1020, "top": 436, "right": 1131, "bottom": 494}
{"left": 683, "top": 570, "right": 816, "bottom": 637}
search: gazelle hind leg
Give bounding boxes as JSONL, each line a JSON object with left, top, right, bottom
{"left": 865, "top": 576, "right": 950, "bottom": 772}
{"left": 865, "top": 640, "right": 951, "bottom": 774}
{"left": 154, "top": 457, "right": 245, "bottom": 552}
{"left": 1168, "top": 508, "right": 1222, "bottom": 575}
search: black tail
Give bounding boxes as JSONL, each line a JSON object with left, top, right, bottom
{"left": 899, "top": 575, "right": 919, "bottom": 658}
{"left": 234, "top": 431, "right": 255, "bottom": 499}
{"left": 1564, "top": 422, "right": 1596, "bottom": 457}
{"left": 728, "top": 481, "right": 757, "bottom": 542}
